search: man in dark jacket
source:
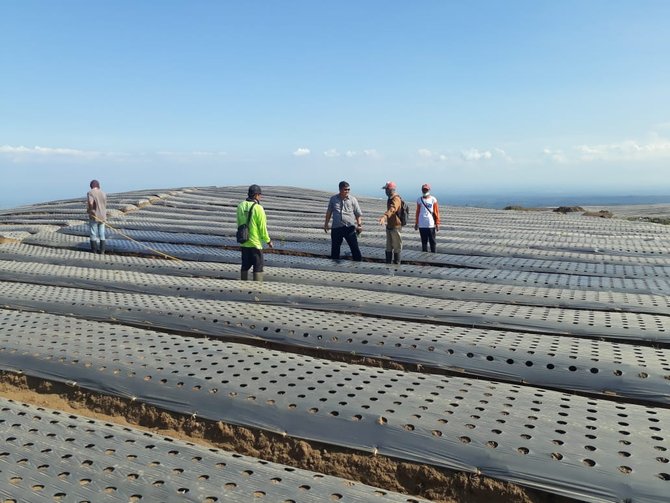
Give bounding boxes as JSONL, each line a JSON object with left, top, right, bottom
{"left": 378, "top": 181, "right": 403, "bottom": 264}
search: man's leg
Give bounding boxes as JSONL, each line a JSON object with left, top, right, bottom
{"left": 330, "top": 227, "right": 345, "bottom": 259}
{"left": 89, "top": 221, "right": 99, "bottom": 253}
{"left": 391, "top": 228, "right": 402, "bottom": 264}
{"left": 419, "top": 228, "right": 429, "bottom": 252}
{"left": 99, "top": 223, "right": 106, "bottom": 255}
{"left": 240, "top": 248, "right": 252, "bottom": 280}
{"left": 251, "top": 248, "right": 265, "bottom": 281}
{"left": 343, "top": 226, "right": 362, "bottom": 261}
{"left": 428, "top": 227, "right": 436, "bottom": 253}
{"left": 385, "top": 229, "right": 393, "bottom": 263}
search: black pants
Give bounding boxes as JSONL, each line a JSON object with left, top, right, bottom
{"left": 419, "top": 227, "right": 436, "bottom": 253}
{"left": 331, "top": 226, "right": 362, "bottom": 261}
{"left": 241, "top": 247, "right": 264, "bottom": 272}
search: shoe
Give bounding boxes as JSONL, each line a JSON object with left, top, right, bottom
{"left": 240, "top": 270, "right": 249, "bottom": 281}
{"left": 99, "top": 240, "right": 106, "bottom": 255}
{"left": 90, "top": 240, "right": 98, "bottom": 253}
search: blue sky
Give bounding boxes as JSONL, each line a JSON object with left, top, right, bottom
{"left": 1, "top": 0, "right": 669, "bottom": 207}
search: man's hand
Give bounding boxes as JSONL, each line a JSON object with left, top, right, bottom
{"left": 267, "top": 241, "right": 274, "bottom": 249}
{"left": 324, "top": 223, "right": 330, "bottom": 233}
{"left": 378, "top": 216, "right": 387, "bottom": 225}
{"left": 435, "top": 226, "right": 439, "bottom": 233}
{"left": 414, "top": 224, "right": 418, "bottom": 231}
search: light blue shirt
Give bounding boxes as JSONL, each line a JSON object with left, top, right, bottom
{"left": 327, "top": 194, "right": 362, "bottom": 228}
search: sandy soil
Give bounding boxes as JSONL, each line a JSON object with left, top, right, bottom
{"left": 0, "top": 372, "right": 577, "bottom": 503}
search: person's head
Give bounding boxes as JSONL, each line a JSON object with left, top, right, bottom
{"left": 90, "top": 179, "right": 100, "bottom": 189}
{"left": 338, "top": 181, "right": 350, "bottom": 197}
{"left": 247, "top": 184, "right": 263, "bottom": 200}
{"left": 382, "top": 181, "right": 397, "bottom": 197}
{"left": 421, "top": 183, "right": 430, "bottom": 196}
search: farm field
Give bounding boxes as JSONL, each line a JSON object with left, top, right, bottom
{"left": 0, "top": 186, "right": 669, "bottom": 503}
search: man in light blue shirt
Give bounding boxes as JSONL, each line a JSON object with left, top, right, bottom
{"left": 324, "top": 181, "right": 363, "bottom": 261}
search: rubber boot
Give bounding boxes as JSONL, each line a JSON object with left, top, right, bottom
{"left": 393, "top": 251, "right": 401, "bottom": 265}
{"left": 240, "top": 270, "right": 249, "bottom": 281}
{"left": 99, "top": 240, "right": 106, "bottom": 255}
{"left": 253, "top": 272, "right": 264, "bottom": 282}
{"left": 385, "top": 251, "right": 393, "bottom": 264}
{"left": 90, "top": 240, "right": 98, "bottom": 253}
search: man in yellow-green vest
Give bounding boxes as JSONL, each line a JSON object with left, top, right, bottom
{"left": 236, "top": 184, "right": 273, "bottom": 281}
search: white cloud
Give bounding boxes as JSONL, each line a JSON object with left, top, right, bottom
{"left": 543, "top": 148, "right": 567, "bottom": 163}
{"left": 343, "top": 149, "right": 379, "bottom": 158}
{"left": 417, "top": 148, "right": 449, "bottom": 161}
{"left": 157, "top": 150, "right": 227, "bottom": 157}
{"left": 576, "top": 137, "right": 670, "bottom": 161}
{"left": 293, "top": 148, "right": 310, "bottom": 157}
{"left": 191, "top": 151, "right": 227, "bottom": 157}
{"left": 494, "top": 147, "right": 512, "bottom": 161}
{"left": 323, "top": 148, "right": 340, "bottom": 158}
{"left": 461, "top": 148, "right": 492, "bottom": 161}
{"left": 0, "top": 145, "right": 98, "bottom": 157}
{"left": 419, "top": 147, "right": 508, "bottom": 163}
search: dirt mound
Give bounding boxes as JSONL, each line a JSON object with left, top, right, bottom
{"left": 582, "top": 210, "right": 613, "bottom": 218}
{"left": 553, "top": 206, "right": 584, "bottom": 213}
{"left": 0, "top": 372, "right": 577, "bottom": 503}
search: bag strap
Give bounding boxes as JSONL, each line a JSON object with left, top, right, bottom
{"left": 246, "top": 202, "right": 257, "bottom": 225}
{"left": 420, "top": 197, "right": 437, "bottom": 222}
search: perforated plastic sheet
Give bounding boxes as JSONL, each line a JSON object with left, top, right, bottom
{"left": 0, "top": 310, "right": 668, "bottom": 503}
{"left": 56, "top": 217, "right": 670, "bottom": 263}
{"left": 1, "top": 283, "right": 669, "bottom": 405}
{"left": 55, "top": 221, "right": 670, "bottom": 267}
{"left": 20, "top": 231, "right": 670, "bottom": 280}
{"left": 2, "top": 242, "right": 670, "bottom": 295}
{"left": 3, "top": 187, "right": 670, "bottom": 502}
{"left": 0, "top": 224, "right": 61, "bottom": 234}
{"left": 2, "top": 269, "right": 669, "bottom": 343}
{"left": 1, "top": 258, "right": 668, "bottom": 316}
{"left": 0, "top": 398, "right": 424, "bottom": 503}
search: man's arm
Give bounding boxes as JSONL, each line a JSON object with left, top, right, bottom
{"left": 353, "top": 198, "right": 363, "bottom": 228}
{"left": 414, "top": 202, "right": 420, "bottom": 230}
{"left": 378, "top": 195, "right": 400, "bottom": 225}
{"left": 257, "top": 206, "right": 272, "bottom": 247}
{"left": 324, "top": 208, "right": 332, "bottom": 233}
{"left": 433, "top": 200, "right": 441, "bottom": 231}
{"left": 87, "top": 194, "right": 96, "bottom": 216}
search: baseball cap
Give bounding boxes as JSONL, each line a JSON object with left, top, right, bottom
{"left": 422, "top": 183, "right": 430, "bottom": 191}
{"left": 247, "top": 184, "right": 263, "bottom": 197}
{"left": 381, "top": 181, "right": 397, "bottom": 190}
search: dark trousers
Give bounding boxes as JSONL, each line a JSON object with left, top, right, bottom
{"left": 331, "top": 226, "right": 362, "bottom": 261}
{"left": 241, "top": 247, "right": 264, "bottom": 272}
{"left": 419, "top": 227, "right": 436, "bottom": 253}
